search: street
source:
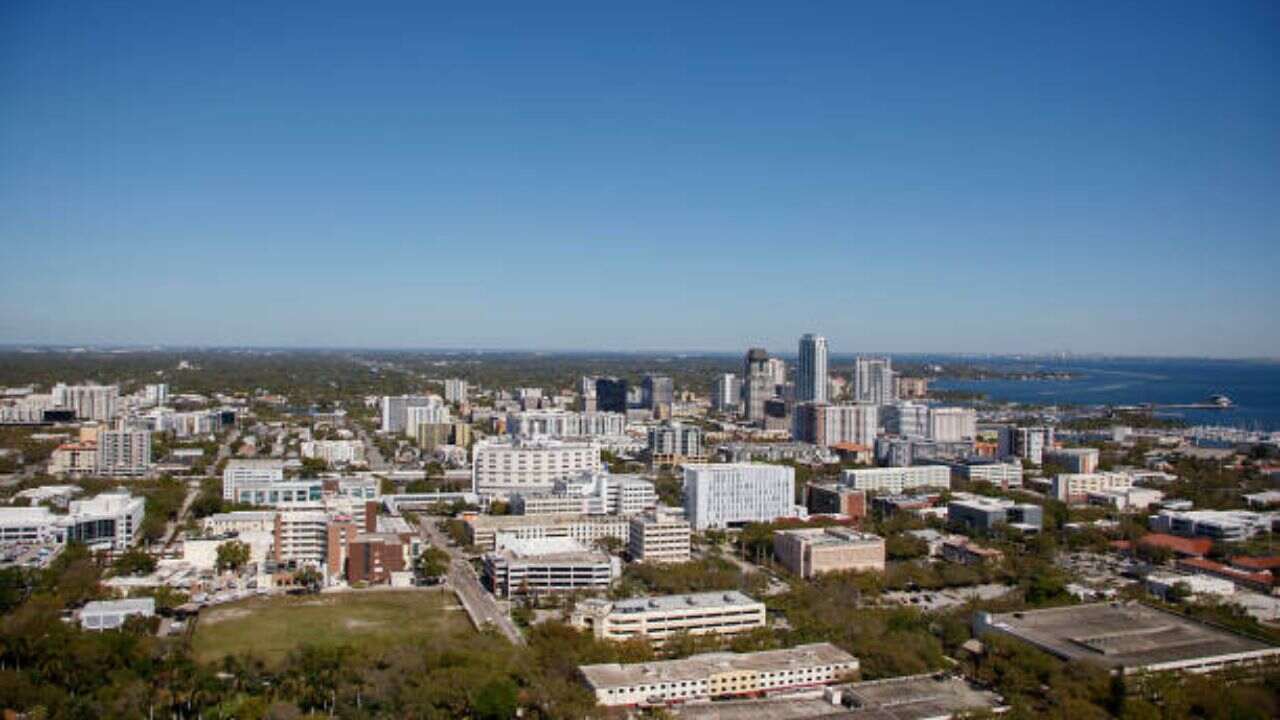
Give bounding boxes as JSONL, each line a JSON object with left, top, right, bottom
{"left": 417, "top": 515, "right": 524, "bottom": 645}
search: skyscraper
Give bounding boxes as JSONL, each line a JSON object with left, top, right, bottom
{"left": 711, "top": 374, "right": 741, "bottom": 412}
{"left": 595, "top": 378, "right": 628, "bottom": 413}
{"left": 853, "top": 357, "right": 896, "bottom": 406}
{"left": 796, "top": 334, "right": 828, "bottom": 404}
{"left": 641, "top": 375, "right": 674, "bottom": 410}
{"left": 743, "top": 348, "right": 773, "bottom": 424}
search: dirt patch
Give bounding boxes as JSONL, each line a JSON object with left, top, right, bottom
{"left": 202, "top": 607, "right": 252, "bottom": 625}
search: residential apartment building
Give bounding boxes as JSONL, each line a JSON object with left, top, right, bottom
{"left": 52, "top": 383, "right": 119, "bottom": 421}
{"left": 853, "top": 357, "right": 895, "bottom": 406}
{"left": 96, "top": 430, "right": 152, "bottom": 477}
{"left": 840, "top": 465, "right": 951, "bottom": 494}
{"left": 647, "top": 421, "right": 704, "bottom": 464}
{"left": 773, "top": 527, "right": 886, "bottom": 578}
{"left": 793, "top": 402, "right": 878, "bottom": 448}
{"left": 928, "top": 407, "right": 977, "bottom": 442}
{"left": 711, "top": 374, "right": 740, "bottom": 413}
{"left": 506, "top": 410, "right": 626, "bottom": 439}
{"left": 627, "top": 512, "right": 692, "bottom": 563}
{"left": 742, "top": 348, "right": 776, "bottom": 423}
{"left": 443, "top": 378, "right": 468, "bottom": 404}
{"left": 380, "top": 395, "right": 442, "bottom": 435}
{"left": 580, "top": 643, "right": 858, "bottom": 707}
{"left": 883, "top": 401, "right": 929, "bottom": 437}
{"left": 482, "top": 537, "right": 620, "bottom": 598}
{"left": 571, "top": 591, "right": 765, "bottom": 642}
{"left": 683, "top": 463, "right": 796, "bottom": 531}
{"left": 300, "top": 440, "right": 366, "bottom": 465}
{"left": 1044, "top": 447, "right": 1100, "bottom": 474}
{"left": 955, "top": 461, "right": 1023, "bottom": 490}
{"left": 1051, "top": 472, "right": 1133, "bottom": 503}
{"left": 796, "top": 334, "right": 828, "bottom": 404}
{"left": 471, "top": 437, "right": 602, "bottom": 496}
{"left": 1014, "top": 426, "right": 1055, "bottom": 465}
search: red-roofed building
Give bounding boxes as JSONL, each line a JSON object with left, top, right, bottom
{"left": 1231, "top": 556, "right": 1280, "bottom": 573}
{"left": 830, "top": 442, "right": 873, "bottom": 464}
{"left": 1138, "top": 533, "right": 1213, "bottom": 558}
{"left": 1177, "top": 557, "right": 1275, "bottom": 594}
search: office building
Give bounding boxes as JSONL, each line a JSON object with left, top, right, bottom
{"left": 793, "top": 402, "right": 878, "bottom": 447}
{"left": 1088, "top": 487, "right": 1164, "bottom": 511}
{"left": 222, "top": 459, "right": 286, "bottom": 500}
{"left": 202, "top": 510, "right": 277, "bottom": 535}
{"left": 464, "top": 513, "right": 630, "bottom": 551}
{"left": 853, "top": 357, "right": 895, "bottom": 406}
{"left": 955, "top": 461, "right": 1023, "bottom": 490}
{"left": 580, "top": 643, "right": 858, "bottom": 707}
{"left": 1014, "top": 426, "right": 1055, "bottom": 465}
{"left": 1044, "top": 447, "right": 1100, "bottom": 474}
{"left": 595, "top": 378, "right": 628, "bottom": 413}
{"left": 773, "top": 527, "right": 886, "bottom": 578}
{"left": 63, "top": 491, "right": 146, "bottom": 551}
{"left": 684, "top": 463, "right": 796, "bottom": 531}
{"left": 841, "top": 465, "right": 951, "bottom": 494}
{"left": 805, "top": 484, "right": 867, "bottom": 520}
{"left": 443, "top": 378, "right": 469, "bottom": 403}
{"left": 511, "top": 471, "right": 657, "bottom": 517}
{"left": 743, "top": 348, "right": 775, "bottom": 423}
{"left": 928, "top": 407, "right": 977, "bottom": 442}
{"left": 0, "top": 506, "right": 64, "bottom": 545}
{"left": 1150, "top": 509, "right": 1273, "bottom": 542}
{"left": 471, "top": 437, "right": 602, "bottom": 496}
{"left": 641, "top": 374, "right": 674, "bottom": 411}
{"left": 627, "top": 512, "right": 692, "bottom": 563}
{"left": 1051, "top": 472, "right": 1132, "bottom": 504}
{"left": 711, "top": 374, "right": 740, "bottom": 413}
{"left": 948, "top": 496, "right": 1043, "bottom": 533}
{"left": 578, "top": 376, "right": 599, "bottom": 412}
{"left": 974, "top": 603, "right": 1280, "bottom": 676}
{"left": 647, "top": 421, "right": 704, "bottom": 464}
{"left": 883, "top": 401, "right": 929, "bottom": 437}
{"left": 571, "top": 590, "right": 765, "bottom": 643}
{"left": 52, "top": 383, "right": 119, "bottom": 421}
{"left": 796, "top": 334, "right": 828, "bottom": 404}
{"left": 482, "top": 537, "right": 620, "bottom": 598}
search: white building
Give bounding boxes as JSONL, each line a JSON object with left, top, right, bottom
{"left": 958, "top": 462, "right": 1023, "bottom": 489}
{"left": 471, "top": 437, "right": 602, "bottom": 496}
{"left": 202, "top": 510, "right": 277, "bottom": 535}
{"left": 1014, "top": 426, "right": 1055, "bottom": 465}
{"left": 1150, "top": 509, "right": 1273, "bottom": 542}
{"left": 1045, "top": 447, "right": 1100, "bottom": 474}
{"left": 883, "top": 402, "right": 929, "bottom": 438}
{"left": 465, "top": 513, "right": 631, "bottom": 551}
{"left": 222, "top": 459, "right": 286, "bottom": 501}
{"left": 647, "top": 422, "right": 704, "bottom": 463}
{"left": 80, "top": 598, "right": 155, "bottom": 631}
{"left": 444, "top": 378, "right": 469, "bottom": 404}
{"left": 143, "top": 383, "right": 169, "bottom": 407}
{"left": 683, "top": 463, "right": 796, "bottom": 531}
{"left": 300, "top": 440, "right": 366, "bottom": 465}
{"left": 928, "top": 407, "right": 977, "bottom": 442}
{"left": 797, "top": 334, "right": 828, "bottom": 404}
{"left": 53, "top": 383, "right": 119, "bottom": 421}
{"left": 505, "top": 410, "right": 626, "bottom": 439}
{"left": 580, "top": 643, "right": 858, "bottom": 707}
{"left": 1051, "top": 472, "right": 1133, "bottom": 503}
{"left": 712, "top": 374, "right": 741, "bottom": 412}
{"left": 63, "top": 492, "right": 146, "bottom": 551}
{"left": 840, "top": 465, "right": 951, "bottom": 494}
{"left": 404, "top": 402, "right": 451, "bottom": 435}
{"left": 853, "top": 357, "right": 895, "bottom": 406}
{"left": 0, "top": 506, "right": 64, "bottom": 545}
{"left": 1145, "top": 572, "right": 1235, "bottom": 600}
{"left": 571, "top": 590, "right": 765, "bottom": 642}
{"left": 380, "top": 395, "right": 441, "bottom": 434}
{"left": 97, "top": 429, "right": 152, "bottom": 477}
{"left": 482, "top": 537, "right": 620, "bottom": 598}
{"left": 628, "top": 512, "right": 692, "bottom": 563}
{"left": 511, "top": 471, "right": 656, "bottom": 517}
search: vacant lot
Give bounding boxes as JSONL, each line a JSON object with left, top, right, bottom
{"left": 192, "top": 589, "right": 472, "bottom": 665}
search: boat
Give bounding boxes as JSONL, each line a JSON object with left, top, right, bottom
{"left": 1207, "top": 394, "right": 1234, "bottom": 408}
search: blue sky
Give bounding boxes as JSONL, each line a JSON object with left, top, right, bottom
{"left": 2, "top": 1, "right": 1277, "bottom": 356}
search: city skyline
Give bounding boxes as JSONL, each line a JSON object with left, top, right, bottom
{"left": 2, "top": 2, "right": 1278, "bottom": 356}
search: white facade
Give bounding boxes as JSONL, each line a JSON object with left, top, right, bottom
{"left": 222, "top": 459, "right": 286, "bottom": 500}
{"left": 712, "top": 374, "right": 740, "bottom": 412}
{"left": 466, "top": 514, "right": 630, "bottom": 551}
{"left": 506, "top": 410, "right": 626, "bottom": 439}
{"left": 443, "top": 378, "right": 469, "bottom": 403}
{"left": 1014, "top": 426, "right": 1055, "bottom": 465}
{"left": 472, "top": 437, "right": 602, "bottom": 496}
{"left": 820, "top": 403, "right": 878, "bottom": 447}
{"left": 301, "top": 439, "right": 366, "bottom": 465}
{"left": 1051, "top": 472, "right": 1133, "bottom": 503}
{"left": 482, "top": 537, "right": 620, "bottom": 598}
{"left": 53, "top": 383, "right": 119, "bottom": 421}
{"left": 928, "top": 407, "right": 977, "bottom": 442}
{"left": 960, "top": 462, "right": 1024, "bottom": 489}
{"left": 841, "top": 465, "right": 951, "bottom": 493}
{"left": 380, "top": 395, "right": 441, "bottom": 434}
{"left": 628, "top": 512, "right": 692, "bottom": 563}
{"left": 797, "top": 334, "right": 828, "bottom": 404}
{"left": 63, "top": 492, "right": 146, "bottom": 551}
{"left": 143, "top": 383, "right": 169, "bottom": 407}
{"left": 571, "top": 591, "right": 764, "bottom": 642}
{"left": 884, "top": 402, "right": 929, "bottom": 437}
{"left": 512, "top": 471, "right": 656, "bottom": 517}
{"left": 853, "top": 357, "right": 895, "bottom": 406}
{"left": 404, "top": 403, "right": 451, "bottom": 434}
{"left": 97, "top": 430, "right": 152, "bottom": 477}
{"left": 683, "top": 463, "right": 796, "bottom": 531}
{"left": 647, "top": 422, "right": 703, "bottom": 461}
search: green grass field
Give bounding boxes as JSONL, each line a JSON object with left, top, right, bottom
{"left": 191, "top": 589, "right": 473, "bottom": 665}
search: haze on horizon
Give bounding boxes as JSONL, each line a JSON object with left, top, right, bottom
{"left": 2, "top": 2, "right": 1278, "bottom": 357}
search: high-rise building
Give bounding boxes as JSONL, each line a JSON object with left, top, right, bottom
{"left": 793, "top": 403, "right": 879, "bottom": 447}
{"left": 796, "top": 334, "right": 829, "bottom": 404}
{"left": 743, "top": 348, "right": 774, "bottom": 424}
{"left": 1014, "top": 426, "right": 1056, "bottom": 465}
{"left": 883, "top": 401, "right": 929, "bottom": 437}
{"left": 380, "top": 395, "right": 440, "bottom": 434}
{"left": 443, "top": 378, "right": 468, "bottom": 404}
{"left": 641, "top": 375, "right": 674, "bottom": 412}
{"left": 853, "top": 357, "right": 896, "bottom": 406}
{"left": 579, "top": 376, "right": 598, "bottom": 412}
{"left": 595, "top": 378, "right": 628, "bottom": 413}
{"left": 711, "top": 374, "right": 741, "bottom": 413}
{"left": 647, "top": 421, "right": 704, "bottom": 464}
{"left": 928, "top": 407, "right": 977, "bottom": 442}
{"left": 52, "top": 384, "right": 119, "bottom": 422}
{"left": 684, "top": 463, "right": 796, "bottom": 530}
{"left": 471, "top": 437, "right": 603, "bottom": 496}
{"left": 97, "top": 430, "right": 151, "bottom": 477}
{"left": 143, "top": 383, "right": 169, "bottom": 407}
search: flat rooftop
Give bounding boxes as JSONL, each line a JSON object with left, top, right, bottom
{"left": 469, "top": 513, "right": 624, "bottom": 529}
{"left": 581, "top": 643, "right": 855, "bottom": 690}
{"left": 675, "top": 674, "right": 1003, "bottom": 720}
{"left": 978, "top": 602, "right": 1279, "bottom": 671}
{"left": 777, "top": 527, "right": 883, "bottom": 547}
{"left": 607, "top": 591, "right": 760, "bottom": 614}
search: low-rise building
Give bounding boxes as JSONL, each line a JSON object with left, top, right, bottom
{"left": 579, "top": 643, "right": 858, "bottom": 707}
{"left": 955, "top": 461, "right": 1023, "bottom": 490}
{"left": 1044, "top": 447, "right": 1100, "bottom": 474}
{"left": 1051, "top": 472, "right": 1132, "bottom": 504}
{"left": 804, "top": 483, "right": 867, "bottom": 520}
{"left": 941, "top": 535, "right": 1004, "bottom": 565}
{"left": 840, "top": 465, "right": 950, "bottom": 494}
{"left": 49, "top": 441, "right": 99, "bottom": 477}
{"left": 628, "top": 512, "right": 691, "bottom": 563}
{"left": 773, "top": 527, "right": 885, "bottom": 578}
{"left": 79, "top": 598, "right": 155, "bottom": 631}
{"left": 948, "top": 496, "right": 1043, "bottom": 533}
{"left": 510, "top": 471, "right": 656, "bottom": 517}
{"left": 1087, "top": 487, "right": 1164, "bottom": 511}
{"left": 570, "top": 591, "right": 765, "bottom": 642}
{"left": 483, "top": 537, "right": 619, "bottom": 598}
{"left": 1150, "top": 509, "right": 1273, "bottom": 541}
{"left": 465, "top": 513, "right": 630, "bottom": 552}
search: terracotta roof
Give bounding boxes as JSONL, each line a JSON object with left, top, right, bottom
{"left": 1231, "top": 555, "right": 1280, "bottom": 571}
{"left": 831, "top": 442, "right": 872, "bottom": 452}
{"left": 1138, "top": 533, "right": 1212, "bottom": 557}
{"left": 1177, "top": 557, "right": 1274, "bottom": 588}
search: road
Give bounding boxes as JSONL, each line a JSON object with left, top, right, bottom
{"left": 355, "top": 424, "right": 390, "bottom": 471}
{"left": 417, "top": 515, "right": 524, "bottom": 645}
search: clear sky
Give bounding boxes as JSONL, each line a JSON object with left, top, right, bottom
{"left": 2, "top": 1, "right": 1277, "bottom": 357}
